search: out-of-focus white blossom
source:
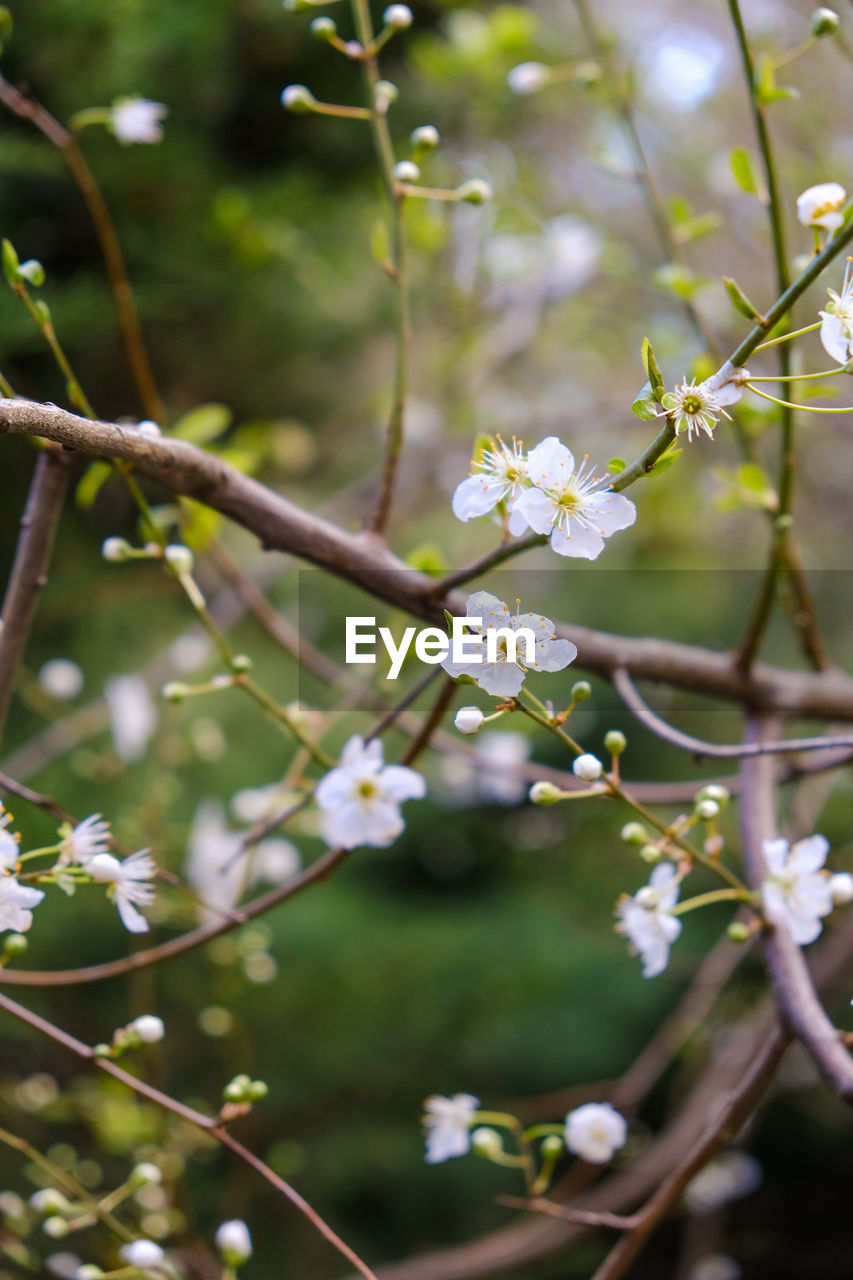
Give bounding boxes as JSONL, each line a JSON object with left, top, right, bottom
{"left": 616, "top": 862, "right": 682, "bottom": 977}
{"left": 105, "top": 675, "right": 157, "bottom": 763}
{"left": 131, "top": 1015, "right": 165, "bottom": 1044}
{"left": 442, "top": 591, "right": 576, "bottom": 697}
{"left": 89, "top": 850, "right": 156, "bottom": 934}
{"left": 796, "top": 182, "right": 846, "bottom": 232}
{"left": 111, "top": 98, "right": 167, "bottom": 145}
{"left": 564, "top": 1102, "right": 627, "bottom": 1163}
{"left": 38, "top": 659, "right": 84, "bottom": 700}
{"left": 761, "top": 835, "right": 834, "bottom": 946}
{"left": 511, "top": 438, "right": 636, "bottom": 559}
{"left": 819, "top": 258, "right": 853, "bottom": 366}
{"left": 64, "top": 815, "right": 110, "bottom": 866}
{"left": 507, "top": 61, "right": 550, "bottom": 95}
{"left": 684, "top": 1150, "right": 762, "bottom": 1214}
{"left": 215, "top": 1219, "right": 253, "bottom": 1268}
{"left": 118, "top": 1239, "right": 165, "bottom": 1270}
{"left": 0, "top": 875, "right": 44, "bottom": 934}
{"left": 572, "top": 754, "right": 603, "bottom": 782}
{"left": 314, "top": 736, "right": 426, "bottom": 849}
{"left": 423, "top": 1093, "right": 479, "bottom": 1163}
{"left": 0, "top": 807, "right": 20, "bottom": 871}
{"left": 452, "top": 436, "right": 528, "bottom": 523}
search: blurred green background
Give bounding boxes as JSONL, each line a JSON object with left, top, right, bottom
{"left": 1, "top": 0, "right": 853, "bottom": 1277}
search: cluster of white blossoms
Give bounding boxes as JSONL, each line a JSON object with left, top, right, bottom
{"left": 314, "top": 736, "right": 426, "bottom": 850}
{"left": 422, "top": 1094, "right": 628, "bottom": 1166}
{"left": 761, "top": 835, "right": 853, "bottom": 946}
{"left": 442, "top": 590, "right": 577, "bottom": 696}
{"left": 0, "top": 807, "right": 156, "bottom": 940}
{"left": 453, "top": 435, "right": 636, "bottom": 560}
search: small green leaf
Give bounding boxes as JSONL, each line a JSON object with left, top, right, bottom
{"left": 723, "top": 277, "right": 762, "bottom": 322}
{"left": 730, "top": 146, "right": 765, "bottom": 199}
{"left": 406, "top": 542, "right": 447, "bottom": 576}
{"left": 75, "top": 461, "right": 114, "bottom": 509}
{"left": 181, "top": 499, "right": 222, "bottom": 552}
{"left": 647, "top": 447, "right": 682, "bottom": 476}
{"left": 672, "top": 212, "right": 722, "bottom": 244}
{"left": 0, "top": 7, "right": 13, "bottom": 42}
{"left": 471, "top": 432, "right": 495, "bottom": 462}
{"left": 608, "top": 456, "right": 626, "bottom": 474}
{"left": 640, "top": 338, "right": 665, "bottom": 399}
{"left": 631, "top": 381, "right": 659, "bottom": 420}
{"left": 2, "top": 238, "right": 19, "bottom": 285}
{"left": 34, "top": 300, "right": 51, "bottom": 325}
{"left": 171, "top": 403, "right": 232, "bottom": 446}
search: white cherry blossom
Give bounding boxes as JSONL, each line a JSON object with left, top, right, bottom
{"left": 796, "top": 182, "right": 846, "bottom": 232}
{"left": 105, "top": 675, "right": 157, "bottom": 763}
{"left": 315, "top": 736, "right": 426, "bottom": 850}
{"left": 111, "top": 98, "right": 167, "bottom": 145}
{"left": 565, "top": 1102, "right": 628, "bottom": 1163}
{"left": 819, "top": 258, "right": 853, "bottom": 366}
{"left": 663, "top": 367, "right": 749, "bottom": 443}
{"left": 89, "top": 850, "right": 156, "bottom": 934}
{"left": 0, "top": 875, "right": 44, "bottom": 933}
{"left": 441, "top": 591, "right": 576, "bottom": 696}
{"left": 616, "top": 862, "right": 682, "bottom": 977}
{"left": 422, "top": 1093, "right": 479, "bottom": 1163}
{"left": 511, "top": 437, "right": 636, "bottom": 559}
{"left": 761, "top": 835, "right": 834, "bottom": 946}
{"left": 0, "top": 807, "right": 20, "bottom": 871}
{"left": 452, "top": 436, "right": 528, "bottom": 523}
{"left": 64, "top": 814, "right": 111, "bottom": 866}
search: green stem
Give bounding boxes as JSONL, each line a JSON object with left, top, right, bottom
{"left": 670, "top": 887, "right": 751, "bottom": 916}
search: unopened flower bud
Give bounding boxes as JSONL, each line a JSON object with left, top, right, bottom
{"left": 455, "top": 179, "right": 493, "bottom": 205}
{"left": 76, "top": 1267, "right": 105, "bottom": 1280}
{"left": 162, "top": 681, "right": 190, "bottom": 703}
{"left": 696, "top": 784, "right": 730, "bottom": 810}
{"left": 231, "top": 653, "right": 253, "bottom": 674}
{"left": 43, "top": 1216, "right": 68, "bottom": 1238}
{"left": 727, "top": 921, "right": 750, "bottom": 943}
{"left": 454, "top": 706, "right": 484, "bottom": 735}
{"left": 410, "top": 124, "right": 439, "bottom": 152}
{"left": 471, "top": 1127, "right": 503, "bottom": 1158}
{"left": 132, "top": 1015, "right": 165, "bottom": 1043}
{"left": 164, "top": 544, "right": 194, "bottom": 575}
{"left": 383, "top": 4, "right": 412, "bottom": 28}
{"left": 604, "top": 730, "right": 627, "bottom": 757}
{"left": 215, "top": 1219, "right": 253, "bottom": 1269}
{"left": 247, "top": 1079, "right": 268, "bottom": 1101}
{"left": 573, "top": 753, "right": 603, "bottom": 783}
{"left": 2, "top": 933, "right": 27, "bottom": 957}
{"left": 281, "top": 84, "right": 316, "bottom": 113}
{"left": 507, "top": 61, "right": 550, "bottom": 95}
{"left": 540, "top": 1135, "right": 564, "bottom": 1158}
{"left": 310, "top": 15, "right": 337, "bottom": 40}
{"left": 696, "top": 798, "right": 720, "bottom": 821}
{"left": 831, "top": 872, "right": 853, "bottom": 904}
{"left": 529, "top": 780, "right": 562, "bottom": 805}
{"left": 620, "top": 822, "right": 648, "bottom": 846}
{"left": 635, "top": 887, "right": 659, "bottom": 909}
{"left": 811, "top": 7, "right": 839, "bottom": 35}
{"left": 130, "top": 1163, "right": 162, "bottom": 1188}
{"left": 30, "top": 1190, "right": 69, "bottom": 1216}
{"left": 223, "top": 1073, "right": 253, "bottom": 1102}
{"left": 135, "top": 419, "right": 162, "bottom": 439}
{"left": 394, "top": 160, "right": 420, "bottom": 183}
{"left": 640, "top": 844, "right": 662, "bottom": 864}
{"left": 102, "top": 537, "right": 133, "bottom": 562}
{"left": 119, "top": 1241, "right": 164, "bottom": 1270}
{"left": 571, "top": 681, "right": 592, "bottom": 703}
{"left": 374, "top": 80, "right": 399, "bottom": 111}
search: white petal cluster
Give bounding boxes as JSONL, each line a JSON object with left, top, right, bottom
{"left": 442, "top": 590, "right": 576, "bottom": 696}
{"left": 118, "top": 1239, "right": 165, "bottom": 1270}
{"left": 0, "top": 806, "right": 20, "bottom": 871}
{"left": 89, "top": 850, "right": 156, "bottom": 934}
{"left": 215, "top": 1219, "right": 253, "bottom": 1267}
{"left": 663, "top": 365, "right": 749, "bottom": 443}
{"left": 761, "top": 835, "right": 836, "bottom": 945}
{"left": 453, "top": 435, "right": 635, "bottom": 560}
{"left": 64, "top": 814, "right": 111, "bottom": 866}
{"left": 564, "top": 1102, "right": 628, "bottom": 1163}
{"left": 616, "top": 862, "right": 682, "bottom": 977}
{"left": 111, "top": 98, "right": 168, "bottom": 145}
{"left": 315, "top": 736, "right": 426, "bottom": 850}
{"left": 819, "top": 259, "right": 853, "bottom": 366}
{"left": 186, "top": 799, "right": 300, "bottom": 919}
{"left": 796, "top": 182, "right": 846, "bottom": 232}
{"left": 422, "top": 1093, "right": 479, "bottom": 1163}
{"left": 0, "top": 807, "right": 43, "bottom": 934}
{"left": 105, "top": 675, "right": 157, "bottom": 763}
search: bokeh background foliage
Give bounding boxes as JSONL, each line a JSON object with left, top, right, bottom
{"left": 1, "top": 0, "right": 853, "bottom": 1276}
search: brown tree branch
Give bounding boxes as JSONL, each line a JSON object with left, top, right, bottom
{"left": 2, "top": 399, "right": 853, "bottom": 722}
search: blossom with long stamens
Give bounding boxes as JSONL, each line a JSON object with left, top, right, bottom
{"left": 63, "top": 814, "right": 111, "bottom": 866}
{"left": 314, "top": 736, "right": 426, "bottom": 850}
{"left": 510, "top": 437, "right": 636, "bottom": 559}
{"left": 819, "top": 257, "right": 853, "bottom": 366}
{"left": 441, "top": 590, "right": 576, "bottom": 696}
{"left": 89, "top": 850, "right": 156, "bottom": 934}
{"left": 422, "top": 1093, "right": 479, "bottom": 1163}
{"left": 0, "top": 875, "right": 44, "bottom": 933}
{"left": 452, "top": 435, "right": 528, "bottom": 523}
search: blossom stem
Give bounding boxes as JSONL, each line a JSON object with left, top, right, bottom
{"left": 351, "top": 0, "right": 411, "bottom": 537}
{"left": 747, "top": 367, "right": 845, "bottom": 382}
{"left": 670, "top": 887, "right": 753, "bottom": 916}
{"left": 754, "top": 321, "right": 821, "bottom": 351}
{"left": 746, "top": 384, "right": 853, "bottom": 413}
{"left": 429, "top": 535, "right": 548, "bottom": 596}
{"left": 238, "top": 677, "right": 335, "bottom": 769}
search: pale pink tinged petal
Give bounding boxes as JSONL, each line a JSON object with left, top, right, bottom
{"left": 761, "top": 838, "right": 790, "bottom": 876}
{"left": 510, "top": 487, "right": 556, "bottom": 536}
{"left": 525, "top": 437, "right": 574, "bottom": 490}
{"left": 791, "top": 875, "right": 833, "bottom": 918}
{"left": 550, "top": 522, "right": 605, "bottom": 560}
{"left": 466, "top": 590, "right": 509, "bottom": 624}
{"left": 584, "top": 490, "right": 637, "bottom": 535}
{"left": 476, "top": 661, "right": 526, "bottom": 697}
{"left": 452, "top": 475, "right": 506, "bottom": 521}
{"left": 786, "top": 907, "right": 824, "bottom": 946}
{"left": 762, "top": 880, "right": 786, "bottom": 921}
{"left": 788, "top": 834, "right": 829, "bottom": 875}
{"left": 659, "top": 914, "right": 683, "bottom": 944}
{"left": 819, "top": 312, "right": 852, "bottom": 365}
{"left": 640, "top": 932, "right": 669, "bottom": 978}
{"left": 381, "top": 765, "right": 427, "bottom": 802}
